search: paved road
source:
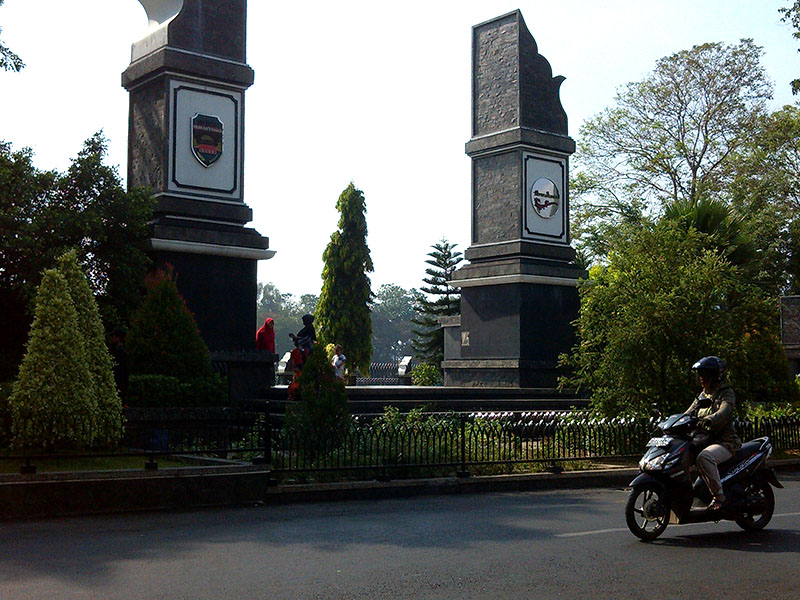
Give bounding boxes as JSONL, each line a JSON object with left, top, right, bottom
{"left": 1, "top": 473, "right": 799, "bottom": 599}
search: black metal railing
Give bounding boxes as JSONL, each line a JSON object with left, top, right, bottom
{"left": 1, "top": 405, "right": 269, "bottom": 474}
{"left": 4, "top": 408, "right": 799, "bottom": 478}
{"left": 269, "top": 411, "right": 800, "bottom": 477}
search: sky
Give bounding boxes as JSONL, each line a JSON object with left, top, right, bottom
{"left": 1, "top": 0, "right": 798, "bottom": 299}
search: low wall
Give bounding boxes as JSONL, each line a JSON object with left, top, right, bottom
{"left": 0, "top": 466, "right": 269, "bottom": 520}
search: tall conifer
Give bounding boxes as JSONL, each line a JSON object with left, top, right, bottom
{"left": 57, "top": 250, "right": 123, "bottom": 446}
{"left": 316, "top": 183, "right": 374, "bottom": 375}
{"left": 10, "top": 269, "right": 95, "bottom": 449}
{"left": 411, "top": 239, "right": 463, "bottom": 366}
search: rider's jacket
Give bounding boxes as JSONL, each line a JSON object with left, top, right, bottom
{"left": 686, "top": 384, "right": 742, "bottom": 452}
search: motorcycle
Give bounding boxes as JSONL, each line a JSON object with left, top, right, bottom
{"left": 625, "top": 411, "right": 783, "bottom": 541}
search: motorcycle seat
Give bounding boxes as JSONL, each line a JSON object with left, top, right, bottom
{"left": 719, "top": 439, "right": 763, "bottom": 470}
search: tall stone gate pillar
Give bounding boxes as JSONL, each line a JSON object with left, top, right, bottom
{"left": 444, "top": 10, "right": 586, "bottom": 388}
{"left": 123, "top": 0, "right": 273, "bottom": 352}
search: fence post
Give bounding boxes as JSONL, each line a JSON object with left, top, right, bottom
{"left": 457, "top": 416, "right": 470, "bottom": 478}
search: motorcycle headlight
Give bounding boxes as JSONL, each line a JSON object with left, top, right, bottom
{"left": 640, "top": 453, "right": 680, "bottom": 471}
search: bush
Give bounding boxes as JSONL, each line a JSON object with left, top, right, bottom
{"left": 127, "top": 374, "right": 227, "bottom": 408}
{"left": 285, "top": 346, "right": 349, "bottom": 449}
{"left": 57, "top": 250, "right": 123, "bottom": 446}
{"left": 127, "top": 266, "right": 212, "bottom": 381}
{"left": 411, "top": 363, "right": 442, "bottom": 386}
{"left": 9, "top": 269, "right": 96, "bottom": 450}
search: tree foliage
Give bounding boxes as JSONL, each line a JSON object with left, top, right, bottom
{"left": 9, "top": 269, "right": 96, "bottom": 450}
{"left": 57, "top": 250, "right": 122, "bottom": 445}
{"left": 411, "top": 239, "right": 463, "bottom": 366}
{"left": 724, "top": 105, "right": 800, "bottom": 294}
{"left": 0, "top": 0, "right": 23, "bottom": 72}
{"left": 781, "top": 1, "right": 800, "bottom": 94}
{"left": 315, "top": 183, "right": 374, "bottom": 374}
{"left": 0, "top": 134, "right": 154, "bottom": 380}
{"left": 560, "top": 222, "right": 797, "bottom": 418}
{"left": 371, "top": 284, "right": 419, "bottom": 362}
{"left": 127, "top": 267, "right": 213, "bottom": 381}
{"left": 574, "top": 39, "right": 772, "bottom": 263}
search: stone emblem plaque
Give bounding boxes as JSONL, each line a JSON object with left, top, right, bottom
{"left": 191, "top": 113, "right": 223, "bottom": 168}
{"left": 522, "top": 152, "right": 567, "bottom": 243}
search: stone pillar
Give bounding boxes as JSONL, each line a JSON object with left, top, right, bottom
{"left": 123, "top": 0, "right": 274, "bottom": 352}
{"left": 443, "top": 10, "right": 586, "bottom": 388}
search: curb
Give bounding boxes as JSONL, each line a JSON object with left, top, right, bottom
{"left": 262, "top": 458, "right": 800, "bottom": 506}
{"left": 2, "top": 459, "right": 797, "bottom": 520}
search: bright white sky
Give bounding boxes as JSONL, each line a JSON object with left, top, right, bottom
{"left": 1, "top": 1, "right": 797, "bottom": 298}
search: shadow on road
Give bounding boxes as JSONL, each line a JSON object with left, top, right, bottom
{"left": 652, "top": 528, "right": 800, "bottom": 553}
{"left": 0, "top": 489, "right": 610, "bottom": 587}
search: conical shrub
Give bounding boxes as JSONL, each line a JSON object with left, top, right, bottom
{"left": 57, "top": 250, "right": 123, "bottom": 447}
{"left": 127, "top": 266, "right": 212, "bottom": 380}
{"left": 9, "top": 269, "right": 96, "bottom": 450}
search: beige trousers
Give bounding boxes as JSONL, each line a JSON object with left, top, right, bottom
{"left": 696, "top": 443, "right": 733, "bottom": 498}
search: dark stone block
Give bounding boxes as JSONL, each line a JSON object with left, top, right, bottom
{"left": 472, "top": 10, "right": 568, "bottom": 138}
{"left": 168, "top": 0, "right": 248, "bottom": 63}
{"left": 150, "top": 251, "right": 258, "bottom": 352}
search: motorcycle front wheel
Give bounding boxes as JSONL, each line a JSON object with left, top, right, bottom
{"left": 735, "top": 480, "right": 775, "bottom": 531}
{"left": 625, "top": 482, "right": 669, "bottom": 541}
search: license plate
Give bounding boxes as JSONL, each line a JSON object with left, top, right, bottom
{"left": 646, "top": 436, "right": 671, "bottom": 447}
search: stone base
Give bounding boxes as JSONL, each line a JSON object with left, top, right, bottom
{"left": 441, "top": 359, "right": 561, "bottom": 388}
{"left": 444, "top": 262, "right": 584, "bottom": 388}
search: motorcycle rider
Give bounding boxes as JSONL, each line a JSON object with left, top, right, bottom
{"left": 685, "top": 356, "right": 742, "bottom": 511}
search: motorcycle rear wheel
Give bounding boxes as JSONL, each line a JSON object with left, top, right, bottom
{"left": 625, "top": 482, "right": 669, "bottom": 541}
{"left": 735, "top": 481, "right": 774, "bottom": 531}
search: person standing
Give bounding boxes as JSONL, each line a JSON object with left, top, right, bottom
{"left": 332, "top": 344, "right": 346, "bottom": 379}
{"left": 255, "top": 317, "right": 275, "bottom": 353}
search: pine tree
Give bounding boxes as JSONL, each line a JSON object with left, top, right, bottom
{"left": 411, "top": 239, "right": 463, "bottom": 366}
{"left": 9, "top": 269, "right": 95, "bottom": 450}
{"left": 315, "top": 182, "right": 374, "bottom": 375}
{"left": 57, "top": 250, "right": 123, "bottom": 447}
{"left": 127, "top": 266, "right": 212, "bottom": 380}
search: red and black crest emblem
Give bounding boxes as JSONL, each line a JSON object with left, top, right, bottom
{"left": 191, "top": 113, "right": 223, "bottom": 167}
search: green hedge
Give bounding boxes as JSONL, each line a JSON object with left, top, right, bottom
{"left": 127, "top": 374, "right": 227, "bottom": 408}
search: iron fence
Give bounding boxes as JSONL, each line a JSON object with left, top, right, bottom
{"left": 269, "top": 411, "right": 800, "bottom": 477}
{"left": 1, "top": 405, "right": 269, "bottom": 474}
{"left": 4, "top": 407, "right": 799, "bottom": 478}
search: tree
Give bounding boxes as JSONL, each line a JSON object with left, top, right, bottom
{"left": 0, "top": 0, "right": 23, "bottom": 72}
{"left": 781, "top": 1, "right": 800, "bottom": 94}
{"left": 411, "top": 239, "right": 463, "bottom": 366}
{"left": 315, "top": 183, "right": 374, "bottom": 374}
{"left": 574, "top": 39, "right": 772, "bottom": 262}
{"left": 723, "top": 105, "right": 800, "bottom": 294}
{"left": 57, "top": 250, "right": 122, "bottom": 446}
{"left": 127, "top": 267, "right": 212, "bottom": 381}
{"left": 560, "top": 221, "right": 797, "bottom": 418}
{"left": 9, "top": 269, "right": 95, "bottom": 450}
{"left": 371, "top": 284, "right": 420, "bottom": 362}
{"left": 0, "top": 135, "right": 154, "bottom": 380}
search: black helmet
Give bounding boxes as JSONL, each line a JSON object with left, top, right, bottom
{"left": 302, "top": 314, "right": 314, "bottom": 326}
{"left": 692, "top": 356, "right": 726, "bottom": 382}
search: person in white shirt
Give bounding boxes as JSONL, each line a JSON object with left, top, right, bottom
{"left": 332, "top": 344, "right": 346, "bottom": 379}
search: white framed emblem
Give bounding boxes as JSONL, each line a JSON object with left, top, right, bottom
{"left": 522, "top": 152, "right": 567, "bottom": 243}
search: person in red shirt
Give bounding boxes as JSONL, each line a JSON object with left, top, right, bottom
{"left": 255, "top": 317, "right": 275, "bottom": 353}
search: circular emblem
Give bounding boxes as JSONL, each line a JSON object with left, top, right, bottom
{"left": 530, "top": 178, "right": 560, "bottom": 219}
